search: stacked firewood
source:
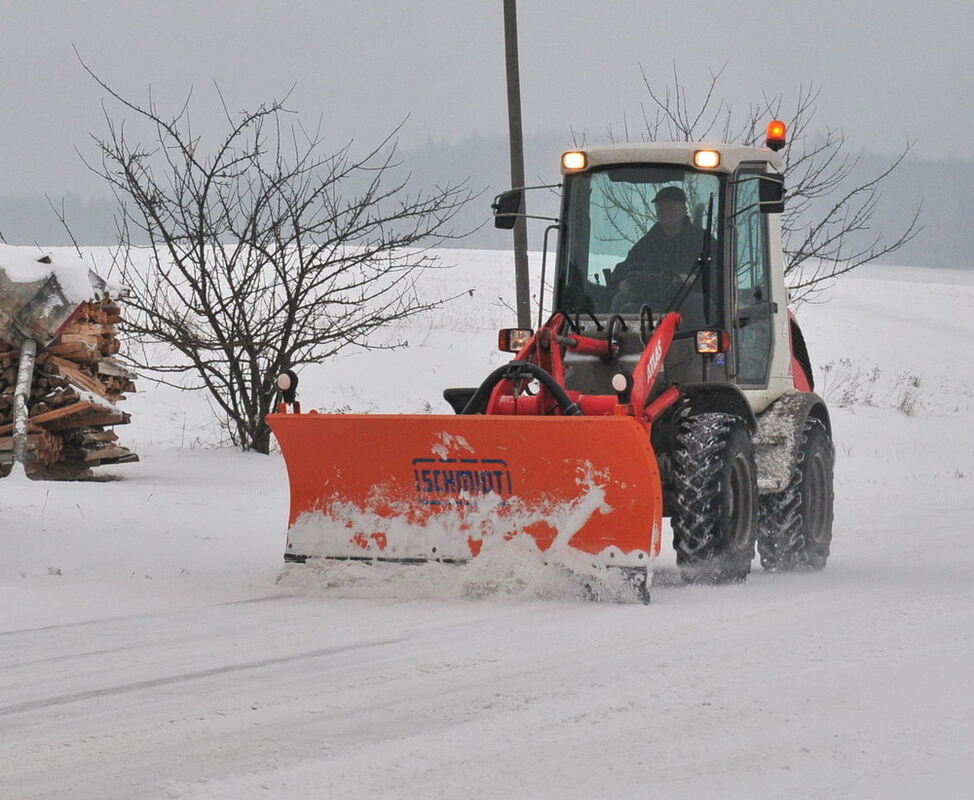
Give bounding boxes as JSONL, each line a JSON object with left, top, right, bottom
{"left": 0, "top": 296, "right": 139, "bottom": 479}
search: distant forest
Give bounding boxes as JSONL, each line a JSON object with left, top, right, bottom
{"left": 1, "top": 131, "right": 965, "bottom": 269}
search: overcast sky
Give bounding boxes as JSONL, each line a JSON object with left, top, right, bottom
{"left": 2, "top": 0, "right": 970, "bottom": 198}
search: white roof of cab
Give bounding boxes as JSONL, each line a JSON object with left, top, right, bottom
{"left": 562, "top": 142, "right": 784, "bottom": 174}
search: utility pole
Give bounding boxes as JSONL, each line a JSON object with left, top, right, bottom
{"left": 503, "top": 0, "right": 531, "bottom": 329}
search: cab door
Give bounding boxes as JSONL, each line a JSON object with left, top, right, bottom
{"left": 731, "top": 167, "right": 775, "bottom": 387}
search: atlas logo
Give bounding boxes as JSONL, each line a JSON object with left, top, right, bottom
{"left": 645, "top": 340, "right": 664, "bottom": 384}
{"left": 412, "top": 457, "right": 513, "bottom": 505}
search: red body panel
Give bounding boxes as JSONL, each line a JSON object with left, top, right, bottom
{"left": 788, "top": 310, "right": 813, "bottom": 393}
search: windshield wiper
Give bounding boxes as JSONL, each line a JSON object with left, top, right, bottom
{"left": 667, "top": 193, "right": 714, "bottom": 324}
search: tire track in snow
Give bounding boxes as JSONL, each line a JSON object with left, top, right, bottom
{"left": 0, "top": 593, "right": 294, "bottom": 637}
{"left": 0, "top": 637, "right": 401, "bottom": 718}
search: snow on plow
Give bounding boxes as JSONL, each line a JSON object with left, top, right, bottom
{"left": 267, "top": 413, "right": 662, "bottom": 570}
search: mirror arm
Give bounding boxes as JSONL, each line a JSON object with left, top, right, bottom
{"left": 505, "top": 182, "right": 562, "bottom": 193}
{"left": 513, "top": 213, "right": 561, "bottom": 223}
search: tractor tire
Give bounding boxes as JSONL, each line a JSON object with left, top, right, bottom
{"left": 671, "top": 412, "right": 758, "bottom": 584}
{"left": 757, "top": 417, "right": 835, "bottom": 571}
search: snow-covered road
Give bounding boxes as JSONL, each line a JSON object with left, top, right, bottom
{"left": 2, "top": 257, "right": 973, "bottom": 798}
{"left": 3, "top": 410, "right": 971, "bottom": 799}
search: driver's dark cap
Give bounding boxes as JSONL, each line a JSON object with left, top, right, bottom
{"left": 653, "top": 186, "right": 687, "bottom": 203}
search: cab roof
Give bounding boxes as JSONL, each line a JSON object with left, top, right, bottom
{"left": 561, "top": 142, "right": 784, "bottom": 175}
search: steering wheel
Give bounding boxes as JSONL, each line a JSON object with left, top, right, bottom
{"left": 602, "top": 314, "right": 627, "bottom": 362}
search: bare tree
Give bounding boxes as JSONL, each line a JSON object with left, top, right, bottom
{"left": 606, "top": 64, "right": 922, "bottom": 302}
{"left": 80, "top": 66, "right": 470, "bottom": 453}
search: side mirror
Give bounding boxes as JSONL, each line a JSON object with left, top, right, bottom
{"left": 758, "top": 175, "right": 786, "bottom": 214}
{"left": 492, "top": 189, "right": 523, "bottom": 229}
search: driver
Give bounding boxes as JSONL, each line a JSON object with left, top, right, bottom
{"left": 609, "top": 186, "right": 711, "bottom": 317}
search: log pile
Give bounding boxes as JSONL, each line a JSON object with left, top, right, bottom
{"left": 0, "top": 296, "right": 139, "bottom": 479}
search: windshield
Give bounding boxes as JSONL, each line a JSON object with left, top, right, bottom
{"left": 557, "top": 165, "right": 723, "bottom": 327}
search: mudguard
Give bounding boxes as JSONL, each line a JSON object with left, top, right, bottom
{"left": 753, "top": 391, "right": 831, "bottom": 493}
{"left": 267, "top": 412, "right": 663, "bottom": 567}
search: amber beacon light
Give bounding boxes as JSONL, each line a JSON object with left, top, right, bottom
{"left": 765, "top": 120, "right": 787, "bottom": 152}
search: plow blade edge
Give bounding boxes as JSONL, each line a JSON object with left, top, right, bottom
{"left": 267, "top": 413, "right": 662, "bottom": 567}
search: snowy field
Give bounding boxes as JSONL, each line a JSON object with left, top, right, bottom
{"left": 1, "top": 250, "right": 972, "bottom": 798}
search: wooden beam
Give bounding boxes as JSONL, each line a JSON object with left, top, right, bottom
{"left": 0, "top": 401, "right": 98, "bottom": 436}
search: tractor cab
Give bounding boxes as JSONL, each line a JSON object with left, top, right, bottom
{"left": 493, "top": 141, "right": 790, "bottom": 411}
{"left": 557, "top": 158, "right": 721, "bottom": 328}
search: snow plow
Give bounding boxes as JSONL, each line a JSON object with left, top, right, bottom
{"left": 270, "top": 413, "right": 661, "bottom": 569}
{"left": 268, "top": 122, "right": 835, "bottom": 596}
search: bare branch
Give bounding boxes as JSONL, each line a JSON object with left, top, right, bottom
{"left": 82, "top": 66, "right": 472, "bottom": 452}
{"left": 622, "top": 64, "right": 921, "bottom": 301}
{"left": 44, "top": 194, "right": 84, "bottom": 259}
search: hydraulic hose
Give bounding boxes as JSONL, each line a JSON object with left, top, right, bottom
{"left": 461, "top": 360, "right": 582, "bottom": 416}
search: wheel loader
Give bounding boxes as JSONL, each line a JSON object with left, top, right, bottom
{"left": 267, "top": 121, "right": 835, "bottom": 598}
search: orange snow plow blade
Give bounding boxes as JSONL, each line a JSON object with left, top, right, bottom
{"left": 267, "top": 413, "right": 662, "bottom": 567}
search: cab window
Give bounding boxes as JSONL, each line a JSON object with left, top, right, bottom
{"left": 732, "top": 170, "right": 773, "bottom": 385}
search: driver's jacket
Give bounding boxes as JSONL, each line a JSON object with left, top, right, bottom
{"left": 610, "top": 218, "right": 716, "bottom": 325}
{"left": 613, "top": 218, "right": 710, "bottom": 288}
